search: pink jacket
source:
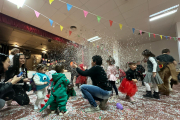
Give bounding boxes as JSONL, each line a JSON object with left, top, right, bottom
{"left": 107, "top": 65, "right": 118, "bottom": 81}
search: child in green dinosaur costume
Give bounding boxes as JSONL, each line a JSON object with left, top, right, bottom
{"left": 40, "top": 64, "right": 76, "bottom": 115}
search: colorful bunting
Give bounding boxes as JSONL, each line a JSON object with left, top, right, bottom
{"left": 160, "top": 35, "right": 162, "bottom": 40}
{"left": 148, "top": 33, "right": 150, "bottom": 37}
{"left": 83, "top": 10, "right": 88, "bottom": 18}
{"left": 109, "top": 20, "right": 113, "bottom": 27}
{"left": 97, "top": 16, "right": 101, "bottom": 23}
{"left": 132, "top": 28, "right": 135, "bottom": 34}
{"left": 49, "top": 19, "right": 53, "bottom": 26}
{"left": 153, "top": 34, "right": 156, "bottom": 38}
{"left": 49, "top": 0, "right": 54, "bottom": 5}
{"left": 60, "top": 25, "right": 63, "bottom": 31}
{"left": 139, "top": 30, "right": 142, "bottom": 35}
{"left": 69, "top": 31, "right": 72, "bottom": 36}
{"left": 34, "top": 10, "right": 40, "bottom": 18}
{"left": 67, "top": 4, "right": 73, "bottom": 11}
{"left": 119, "top": 24, "right": 122, "bottom": 30}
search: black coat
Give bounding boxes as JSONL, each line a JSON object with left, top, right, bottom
{"left": 0, "top": 82, "right": 12, "bottom": 98}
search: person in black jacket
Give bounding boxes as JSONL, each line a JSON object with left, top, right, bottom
{"left": 0, "top": 53, "right": 22, "bottom": 109}
{"left": 72, "top": 55, "right": 112, "bottom": 113}
{"left": 136, "top": 61, "right": 145, "bottom": 86}
{"left": 4, "top": 53, "right": 30, "bottom": 106}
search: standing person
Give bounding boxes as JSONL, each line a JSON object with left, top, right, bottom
{"left": 0, "top": 53, "right": 22, "bottom": 109}
{"left": 4, "top": 53, "right": 30, "bottom": 106}
{"left": 71, "top": 55, "right": 112, "bottom": 113}
{"left": 156, "top": 48, "right": 178, "bottom": 95}
{"left": 106, "top": 56, "right": 119, "bottom": 98}
{"left": 33, "top": 64, "right": 50, "bottom": 110}
{"left": 136, "top": 61, "right": 145, "bottom": 86}
{"left": 118, "top": 62, "right": 138, "bottom": 103}
{"left": 142, "top": 49, "right": 163, "bottom": 99}
{"left": 9, "top": 48, "right": 20, "bottom": 66}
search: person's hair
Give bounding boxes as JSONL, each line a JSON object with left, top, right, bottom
{"left": 55, "top": 64, "right": 64, "bottom": 73}
{"left": 142, "top": 49, "right": 155, "bottom": 57}
{"left": 128, "top": 61, "right": 136, "bottom": 66}
{"left": 0, "top": 53, "right": 9, "bottom": 74}
{"left": 106, "top": 56, "right": 115, "bottom": 65}
{"left": 92, "top": 55, "right": 102, "bottom": 65}
{"left": 12, "top": 53, "right": 26, "bottom": 75}
{"left": 36, "top": 64, "right": 46, "bottom": 71}
{"left": 162, "top": 49, "right": 170, "bottom": 54}
{"left": 11, "top": 48, "right": 19, "bottom": 55}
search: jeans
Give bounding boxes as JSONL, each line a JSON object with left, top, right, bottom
{"left": 80, "top": 84, "right": 112, "bottom": 107}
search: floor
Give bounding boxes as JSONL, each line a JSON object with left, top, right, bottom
{"left": 0, "top": 82, "right": 180, "bottom": 120}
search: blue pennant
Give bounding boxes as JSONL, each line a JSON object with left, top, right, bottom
{"left": 132, "top": 28, "right": 135, "bottom": 34}
{"left": 67, "top": 3, "right": 73, "bottom": 11}
{"left": 49, "top": 19, "right": 53, "bottom": 26}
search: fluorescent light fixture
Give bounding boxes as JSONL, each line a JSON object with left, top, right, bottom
{"left": 87, "top": 36, "right": 101, "bottom": 42}
{"left": 149, "top": 4, "right": 179, "bottom": 17}
{"left": 149, "top": 9, "right": 177, "bottom": 21}
{"left": 14, "top": 44, "right": 19, "bottom": 47}
{"left": 7, "top": 0, "right": 26, "bottom": 7}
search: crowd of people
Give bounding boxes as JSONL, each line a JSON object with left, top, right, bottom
{"left": 0, "top": 48, "right": 179, "bottom": 115}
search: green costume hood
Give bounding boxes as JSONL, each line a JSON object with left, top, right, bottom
{"left": 52, "top": 73, "right": 65, "bottom": 82}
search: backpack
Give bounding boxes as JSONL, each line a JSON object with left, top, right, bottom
{"left": 30, "top": 74, "right": 37, "bottom": 91}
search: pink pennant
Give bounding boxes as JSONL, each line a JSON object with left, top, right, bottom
{"left": 34, "top": 10, "right": 40, "bottom": 18}
{"left": 139, "top": 30, "right": 142, "bottom": 35}
{"left": 83, "top": 10, "right": 88, "bottom": 18}
{"left": 170, "top": 36, "right": 172, "bottom": 40}
{"left": 69, "top": 31, "right": 72, "bottom": 36}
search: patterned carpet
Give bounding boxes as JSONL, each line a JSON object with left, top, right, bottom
{"left": 1, "top": 82, "right": 180, "bottom": 120}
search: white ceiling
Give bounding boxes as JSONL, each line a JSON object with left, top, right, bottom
{"left": 0, "top": 0, "right": 180, "bottom": 45}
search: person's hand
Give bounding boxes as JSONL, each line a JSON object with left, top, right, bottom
{"left": 153, "top": 72, "right": 156, "bottom": 78}
{"left": 83, "top": 66, "right": 87, "bottom": 70}
{"left": 132, "top": 79, "right": 138, "bottom": 83}
{"left": 23, "top": 78, "right": 30, "bottom": 82}
{"left": 64, "top": 70, "right": 68, "bottom": 72}
{"left": 44, "top": 82, "right": 48, "bottom": 85}
{"left": 72, "top": 63, "right": 77, "bottom": 68}
{"left": 7, "top": 79, "right": 12, "bottom": 83}
{"left": 11, "top": 75, "right": 22, "bottom": 85}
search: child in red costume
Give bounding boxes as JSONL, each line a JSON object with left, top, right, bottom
{"left": 118, "top": 62, "right": 138, "bottom": 103}
{"left": 75, "top": 64, "right": 87, "bottom": 88}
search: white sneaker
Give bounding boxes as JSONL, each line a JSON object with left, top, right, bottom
{"left": 34, "top": 104, "right": 39, "bottom": 110}
{"left": 51, "top": 111, "right": 55, "bottom": 114}
{"left": 59, "top": 112, "right": 63, "bottom": 116}
{"left": 64, "top": 111, "right": 69, "bottom": 116}
{"left": 85, "top": 106, "right": 100, "bottom": 113}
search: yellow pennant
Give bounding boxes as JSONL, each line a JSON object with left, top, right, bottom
{"left": 119, "top": 24, "right": 122, "bottom": 30}
{"left": 93, "top": 43, "right": 95, "bottom": 47}
{"left": 60, "top": 25, "right": 63, "bottom": 31}
{"left": 160, "top": 35, "right": 162, "bottom": 40}
{"left": 49, "top": 0, "right": 54, "bottom": 5}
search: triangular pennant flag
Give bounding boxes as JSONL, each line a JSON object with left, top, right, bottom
{"left": 69, "top": 31, "right": 72, "bottom": 36}
{"left": 140, "top": 30, "right": 142, "bottom": 35}
{"left": 97, "top": 16, "right": 101, "bottom": 23}
{"left": 170, "top": 36, "right": 172, "bottom": 40}
{"left": 60, "top": 25, "right": 63, "bottom": 31}
{"left": 166, "top": 36, "right": 168, "bottom": 40}
{"left": 34, "top": 10, "right": 40, "bottom": 18}
{"left": 160, "top": 35, "right": 162, "bottom": 40}
{"left": 119, "top": 24, "right": 122, "bottom": 30}
{"left": 109, "top": 20, "right": 113, "bottom": 27}
{"left": 49, "top": 0, "right": 54, "bottom": 4}
{"left": 178, "top": 38, "right": 180, "bottom": 40}
{"left": 101, "top": 46, "right": 103, "bottom": 50}
{"left": 49, "top": 19, "right": 53, "bottom": 26}
{"left": 148, "top": 33, "right": 150, "bottom": 37}
{"left": 173, "top": 37, "right": 176, "bottom": 41}
{"left": 132, "top": 28, "right": 135, "bottom": 34}
{"left": 83, "top": 10, "right": 88, "bottom": 18}
{"left": 67, "top": 3, "right": 73, "bottom": 11}
{"left": 97, "top": 45, "right": 99, "bottom": 48}
{"left": 153, "top": 34, "right": 156, "bottom": 38}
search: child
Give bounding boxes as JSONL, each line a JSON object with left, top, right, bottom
{"left": 106, "top": 56, "right": 119, "bottom": 98}
{"left": 47, "top": 67, "right": 56, "bottom": 94}
{"left": 142, "top": 49, "right": 163, "bottom": 99}
{"left": 118, "top": 62, "right": 138, "bottom": 103}
{"left": 40, "top": 64, "right": 76, "bottom": 116}
{"left": 75, "top": 64, "right": 87, "bottom": 88}
{"left": 34, "top": 64, "right": 50, "bottom": 110}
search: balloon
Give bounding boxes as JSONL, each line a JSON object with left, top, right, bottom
{"left": 116, "top": 103, "right": 123, "bottom": 110}
{"left": 70, "top": 62, "right": 73, "bottom": 66}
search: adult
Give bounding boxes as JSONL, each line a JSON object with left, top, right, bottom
{"left": 72, "top": 55, "right": 112, "bottom": 113}
{"left": 156, "top": 49, "right": 178, "bottom": 96}
{"left": 9, "top": 48, "right": 20, "bottom": 65}
{"left": 136, "top": 61, "right": 145, "bottom": 86}
{"left": 4, "top": 53, "right": 30, "bottom": 106}
{"left": 0, "top": 53, "right": 22, "bottom": 109}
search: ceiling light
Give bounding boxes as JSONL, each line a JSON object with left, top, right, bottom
{"left": 149, "top": 9, "right": 177, "bottom": 21}
{"left": 87, "top": 36, "right": 101, "bottom": 42}
{"left": 7, "top": 0, "right": 26, "bottom": 7}
{"left": 42, "top": 51, "right": 46, "bottom": 53}
{"left": 149, "top": 4, "right": 179, "bottom": 17}
{"left": 14, "top": 44, "right": 19, "bottom": 47}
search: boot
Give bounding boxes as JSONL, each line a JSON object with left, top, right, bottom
{"left": 153, "top": 91, "right": 160, "bottom": 99}
{"left": 143, "top": 91, "right": 153, "bottom": 98}
{"left": 99, "top": 99, "right": 108, "bottom": 110}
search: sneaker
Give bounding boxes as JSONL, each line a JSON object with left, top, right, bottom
{"left": 51, "top": 111, "right": 56, "bottom": 114}
{"left": 6, "top": 100, "right": 12, "bottom": 106}
{"left": 64, "top": 111, "right": 69, "bottom": 116}
{"left": 125, "top": 95, "right": 130, "bottom": 99}
{"left": 130, "top": 97, "right": 135, "bottom": 104}
{"left": 34, "top": 104, "right": 39, "bottom": 110}
{"left": 85, "top": 106, "right": 100, "bottom": 113}
{"left": 59, "top": 112, "right": 63, "bottom": 116}
{"left": 99, "top": 99, "right": 108, "bottom": 110}
{"left": 153, "top": 91, "right": 160, "bottom": 99}
{"left": 143, "top": 91, "right": 153, "bottom": 98}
